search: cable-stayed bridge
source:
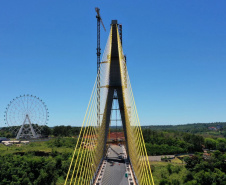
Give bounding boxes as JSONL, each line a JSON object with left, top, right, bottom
{"left": 64, "top": 20, "right": 155, "bottom": 185}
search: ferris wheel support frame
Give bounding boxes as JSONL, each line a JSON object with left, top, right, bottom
{"left": 16, "top": 114, "right": 37, "bottom": 140}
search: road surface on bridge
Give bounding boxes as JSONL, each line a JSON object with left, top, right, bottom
{"left": 102, "top": 144, "right": 129, "bottom": 185}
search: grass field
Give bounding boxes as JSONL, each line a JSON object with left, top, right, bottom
{"left": 0, "top": 138, "right": 75, "bottom": 156}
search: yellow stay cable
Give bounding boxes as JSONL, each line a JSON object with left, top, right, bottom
{"left": 82, "top": 95, "right": 99, "bottom": 184}
{"left": 116, "top": 26, "right": 148, "bottom": 185}
{"left": 127, "top": 80, "right": 150, "bottom": 185}
{"left": 73, "top": 85, "right": 97, "bottom": 185}
{"left": 116, "top": 24, "right": 154, "bottom": 184}
{"left": 64, "top": 79, "right": 97, "bottom": 185}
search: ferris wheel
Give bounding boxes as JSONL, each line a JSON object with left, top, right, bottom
{"left": 4, "top": 94, "right": 49, "bottom": 139}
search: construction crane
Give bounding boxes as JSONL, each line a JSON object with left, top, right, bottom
{"left": 95, "top": 7, "right": 106, "bottom": 73}
{"left": 95, "top": 7, "right": 106, "bottom": 127}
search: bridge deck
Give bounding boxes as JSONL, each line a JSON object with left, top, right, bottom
{"left": 102, "top": 145, "right": 129, "bottom": 185}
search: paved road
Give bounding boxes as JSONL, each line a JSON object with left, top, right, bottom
{"left": 102, "top": 145, "right": 129, "bottom": 185}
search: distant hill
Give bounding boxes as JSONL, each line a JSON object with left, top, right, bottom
{"left": 142, "top": 122, "right": 226, "bottom": 134}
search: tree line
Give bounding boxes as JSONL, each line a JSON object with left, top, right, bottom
{"left": 142, "top": 129, "right": 204, "bottom": 155}
{"left": 144, "top": 122, "right": 226, "bottom": 134}
{"left": 0, "top": 125, "right": 81, "bottom": 138}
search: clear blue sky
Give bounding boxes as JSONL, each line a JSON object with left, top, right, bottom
{"left": 0, "top": 0, "right": 225, "bottom": 127}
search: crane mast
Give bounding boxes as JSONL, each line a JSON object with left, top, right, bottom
{"left": 95, "top": 7, "right": 106, "bottom": 126}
